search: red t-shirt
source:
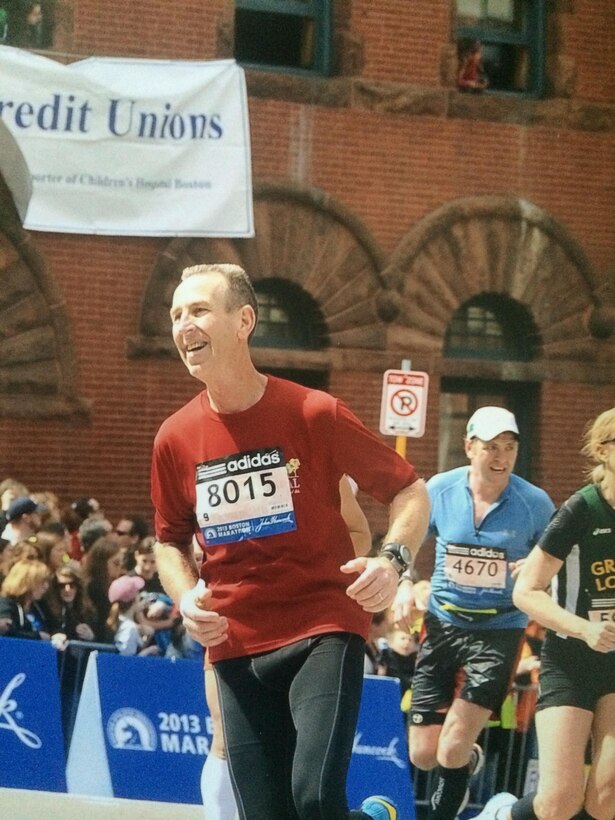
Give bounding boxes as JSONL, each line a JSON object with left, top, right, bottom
{"left": 151, "top": 376, "right": 417, "bottom": 662}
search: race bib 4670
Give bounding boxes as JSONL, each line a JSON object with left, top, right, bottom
{"left": 444, "top": 543, "right": 507, "bottom": 589}
{"left": 195, "top": 448, "right": 297, "bottom": 545}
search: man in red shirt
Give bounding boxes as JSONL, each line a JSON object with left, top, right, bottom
{"left": 152, "top": 263, "right": 430, "bottom": 819}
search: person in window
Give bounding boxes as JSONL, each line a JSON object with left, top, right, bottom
{"left": 457, "top": 38, "right": 488, "bottom": 92}
{"left": 0, "top": 558, "right": 51, "bottom": 639}
{"left": 7, "top": 1, "right": 44, "bottom": 48}
{"left": 497, "top": 408, "right": 615, "bottom": 820}
{"left": 393, "top": 406, "right": 555, "bottom": 820}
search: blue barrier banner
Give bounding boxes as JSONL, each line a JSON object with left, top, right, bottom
{"left": 68, "top": 653, "right": 211, "bottom": 803}
{"left": 348, "top": 675, "right": 417, "bottom": 820}
{"left": 0, "top": 638, "right": 67, "bottom": 791}
{"left": 68, "top": 653, "right": 416, "bottom": 817}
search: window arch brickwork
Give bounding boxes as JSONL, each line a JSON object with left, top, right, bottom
{"left": 130, "top": 180, "right": 393, "bottom": 369}
{"left": 381, "top": 195, "right": 614, "bottom": 381}
{"left": 0, "top": 173, "right": 86, "bottom": 419}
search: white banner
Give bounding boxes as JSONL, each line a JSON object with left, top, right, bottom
{"left": 0, "top": 47, "right": 254, "bottom": 237}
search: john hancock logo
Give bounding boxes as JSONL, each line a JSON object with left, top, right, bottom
{"left": 353, "top": 731, "right": 406, "bottom": 769}
{"left": 0, "top": 673, "right": 42, "bottom": 749}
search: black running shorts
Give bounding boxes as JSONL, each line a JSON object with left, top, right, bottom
{"left": 536, "top": 634, "right": 615, "bottom": 713}
{"left": 409, "top": 611, "right": 524, "bottom": 719}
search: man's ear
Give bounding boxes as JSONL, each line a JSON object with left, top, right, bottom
{"left": 237, "top": 305, "right": 257, "bottom": 339}
{"left": 463, "top": 437, "right": 473, "bottom": 459}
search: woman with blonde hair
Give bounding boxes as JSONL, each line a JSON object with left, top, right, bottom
{"left": 0, "top": 559, "right": 51, "bottom": 639}
{"left": 487, "top": 409, "right": 615, "bottom": 820}
{"left": 0, "top": 535, "right": 44, "bottom": 584}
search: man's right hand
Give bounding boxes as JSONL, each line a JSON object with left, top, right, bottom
{"left": 179, "top": 579, "right": 229, "bottom": 648}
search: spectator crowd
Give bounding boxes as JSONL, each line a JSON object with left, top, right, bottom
{"left": 0, "top": 476, "right": 201, "bottom": 661}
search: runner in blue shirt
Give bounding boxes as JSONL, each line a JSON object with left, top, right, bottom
{"left": 394, "top": 406, "right": 555, "bottom": 820}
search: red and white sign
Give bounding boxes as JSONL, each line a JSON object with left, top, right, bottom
{"left": 379, "top": 369, "right": 429, "bottom": 438}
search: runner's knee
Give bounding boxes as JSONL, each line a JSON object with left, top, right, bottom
{"left": 408, "top": 712, "right": 444, "bottom": 770}
{"left": 534, "top": 786, "right": 584, "bottom": 820}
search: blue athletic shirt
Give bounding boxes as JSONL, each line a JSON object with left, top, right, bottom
{"left": 426, "top": 467, "right": 556, "bottom": 630}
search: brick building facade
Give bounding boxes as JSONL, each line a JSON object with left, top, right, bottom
{"left": 0, "top": 1, "right": 613, "bottom": 550}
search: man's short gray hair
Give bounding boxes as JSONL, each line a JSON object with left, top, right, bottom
{"left": 181, "top": 263, "right": 258, "bottom": 331}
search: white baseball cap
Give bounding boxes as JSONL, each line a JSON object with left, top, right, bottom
{"left": 466, "top": 406, "right": 519, "bottom": 441}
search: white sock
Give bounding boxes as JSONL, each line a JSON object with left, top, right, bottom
{"left": 201, "top": 752, "right": 238, "bottom": 820}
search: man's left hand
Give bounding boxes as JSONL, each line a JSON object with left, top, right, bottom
{"left": 341, "top": 556, "right": 399, "bottom": 612}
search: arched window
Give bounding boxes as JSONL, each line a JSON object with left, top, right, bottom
{"left": 444, "top": 293, "right": 540, "bottom": 361}
{"left": 252, "top": 279, "right": 329, "bottom": 350}
{"left": 441, "top": 294, "right": 541, "bottom": 478}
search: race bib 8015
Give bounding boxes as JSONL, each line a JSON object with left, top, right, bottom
{"left": 195, "top": 447, "right": 297, "bottom": 546}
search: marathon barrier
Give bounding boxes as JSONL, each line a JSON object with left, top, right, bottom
{"left": 0, "top": 638, "right": 67, "bottom": 792}
{"left": 0, "top": 638, "right": 417, "bottom": 818}
{"left": 67, "top": 652, "right": 417, "bottom": 818}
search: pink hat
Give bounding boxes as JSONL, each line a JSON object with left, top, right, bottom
{"left": 108, "top": 574, "right": 145, "bottom": 603}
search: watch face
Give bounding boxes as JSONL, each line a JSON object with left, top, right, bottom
{"left": 383, "top": 543, "right": 410, "bottom": 569}
{"left": 399, "top": 544, "right": 412, "bottom": 564}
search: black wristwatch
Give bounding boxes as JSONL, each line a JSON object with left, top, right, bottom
{"left": 379, "top": 542, "right": 412, "bottom": 576}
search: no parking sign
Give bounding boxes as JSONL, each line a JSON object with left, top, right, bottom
{"left": 379, "top": 369, "right": 429, "bottom": 438}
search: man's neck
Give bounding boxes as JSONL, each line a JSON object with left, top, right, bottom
{"left": 468, "top": 471, "right": 508, "bottom": 506}
{"left": 205, "top": 367, "right": 268, "bottom": 415}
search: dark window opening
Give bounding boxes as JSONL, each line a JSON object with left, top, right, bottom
{"left": 234, "top": 1, "right": 332, "bottom": 76}
{"left": 444, "top": 293, "right": 540, "bottom": 361}
{"left": 235, "top": 10, "right": 315, "bottom": 70}
{"left": 253, "top": 278, "right": 329, "bottom": 350}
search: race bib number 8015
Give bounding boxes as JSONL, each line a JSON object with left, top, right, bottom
{"left": 195, "top": 448, "right": 297, "bottom": 545}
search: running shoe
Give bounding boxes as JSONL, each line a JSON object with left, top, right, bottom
{"left": 469, "top": 791, "right": 516, "bottom": 819}
{"left": 359, "top": 794, "right": 398, "bottom": 819}
{"left": 457, "top": 742, "right": 486, "bottom": 816}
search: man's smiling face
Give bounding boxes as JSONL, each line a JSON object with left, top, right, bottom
{"left": 170, "top": 272, "right": 243, "bottom": 382}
